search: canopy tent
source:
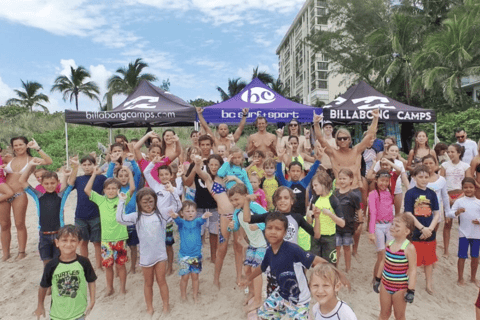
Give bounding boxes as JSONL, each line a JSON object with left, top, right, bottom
{"left": 65, "top": 80, "right": 196, "bottom": 128}
{"left": 202, "top": 78, "right": 320, "bottom": 124}
{"left": 63, "top": 80, "right": 196, "bottom": 165}
{"left": 322, "top": 81, "right": 436, "bottom": 123}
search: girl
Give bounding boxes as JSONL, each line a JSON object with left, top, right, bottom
{"left": 1, "top": 137, "right": 52, "bottom": 261}
{"left": 374, "top": 213, "right": 417, "bottom": 320}
{"left": 406, "top": 131, "right": 437, "bottom": 174}
{"left": 441, "top": 143, "right": 471, "bottom": 256}
{"left": 169, "top": 200, "right": 211, "bottom": 303}
{"left": 106, "top": 153, "right": 142, "bottom": 274}
{"left": 144, "top": 156, "right": 183, "bottom": 276}
{"left": 218, "top": 146, "right": 253, "bottom": 194}
{"left": 310, "top": 263, "right": 357, "bottom": 319}
{"left": 368, "top": 170, "right": 395, "bottom": 280}
{"left": 250, "top": 173, "right": 267, "bottom": 209}
{"left": 335, "top": 169, "right": 362, "bottom": 272}
{"left": 447, "top": 177, "right": 480, "bottom": 287}
{"left": 305, "top": 171, "right": 344, "bottom": 265}
{"left": 192, "top": 155, "right": 243, "bottom": 288}
{"left": 116, "top": 188, "right": 171, "bottom": 315}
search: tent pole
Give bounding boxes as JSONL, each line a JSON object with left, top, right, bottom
{"left": 65, "top": 122, "right": 69, "bottom": 169}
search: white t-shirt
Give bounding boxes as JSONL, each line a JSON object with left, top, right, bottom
{"left": 374, "top": 159, "right": 405, "bottom": 193}
{"left": 441, "top": 161, "right": 470, "bottom": 191}
{"left": 458, "top": 139, "right": 478, "bottom": 165}
{"left": 312, "top": 301, "right": 357, "bottom": 320}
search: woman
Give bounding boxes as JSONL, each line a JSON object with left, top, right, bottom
{"left": 470, "top": 141, "right": 480, "bottom": 199}
{"left": 276, "top": 119, "right": 311, "bottom": 154}
{"left": 0, "top": 137, "right": 52, "bottom": 261}
{"left": 406, "top": 131, "right": 437, "bottom": 174}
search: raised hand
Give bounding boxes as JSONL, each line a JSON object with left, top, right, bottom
{"left": 118, "top": 191, "right": 128, "bottom": 201}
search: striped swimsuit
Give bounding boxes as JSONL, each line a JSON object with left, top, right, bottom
{"left": 382, "top": 239, "right": 410, "bottom": 294}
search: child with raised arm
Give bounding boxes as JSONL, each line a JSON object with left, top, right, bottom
{"left": 228, "top": 184, "right": 268, "bottom": 313}
{"left": 169, "top": 200, "right": 211, "bottom": 303}
{"left": 310, "top": 263, "right": 357, "bottom": 319}
{"left": 240, "top": 212, "right": 349, "bottom": 320}
{"left": 85, "top": 166, "right": 135, "bottom": 296}
{"left": 117, "top": 188, "right": 174, "bottom": 315}
{"left": 20, "top": 157, "right": 77, "bottom": 265}
{"left": 106, "top": 152, "right": 142, "bottom": 274}
{"left": 447, "top": 177, "right": 480, "bottom": 287}
{"left": 368, "top": 169, "right": 395, "bottom": 280}
{"left": 373, "top": 213, "right": 417, "bottom": 320}
{"left": 404, "top": 165, "right": 440, "bottom": 295}
{"left": 143, "top": 155, "right": 183, "bottom": 276}
{"left": 218, "top": 146, "right": 254, "bottom": 194}
{"left": 34, "top": 225, "right": 97, "bottom": 320}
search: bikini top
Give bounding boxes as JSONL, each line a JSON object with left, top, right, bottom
{"left": 210, "top": 181, "right": 226, "bottom": 196}
{"left": 4, "top": 157, "right": 30, "bottom": 174}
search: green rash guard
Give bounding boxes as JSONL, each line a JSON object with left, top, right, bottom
{"left": 40, "top": 255, "right": 97, "bottom": 320}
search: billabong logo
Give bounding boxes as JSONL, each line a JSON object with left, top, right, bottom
{"left": 123, "top": 96, "right": 159, "bottom": 110}
{"left": 241, "top": 87, "right": 276, "bottom": 104}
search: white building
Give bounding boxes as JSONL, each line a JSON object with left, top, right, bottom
{"left": 275, "top": 0, "right": 348, "bottom": 105}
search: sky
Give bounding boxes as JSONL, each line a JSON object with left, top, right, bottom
{"left": 0, "top": 0, "right": 306, "bottom": 112}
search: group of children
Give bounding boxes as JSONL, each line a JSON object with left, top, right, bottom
{"left": 2, "top": 121, "right": 480, "bottom": 320}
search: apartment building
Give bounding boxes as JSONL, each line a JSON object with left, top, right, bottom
{"left": 275, "top": 0, "right": 348, "bottom": 105}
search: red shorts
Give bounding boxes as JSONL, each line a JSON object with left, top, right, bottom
{"left": 413, "top": 241, "right": 437, "bottom": 266}
{"left": 475, "top": 290, "right": 480, "bottom": 309}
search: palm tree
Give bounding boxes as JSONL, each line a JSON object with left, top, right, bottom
{"left": 107, "top": 58, "right": 157, "bottom": 96}
{"left": 414, "top": 11, "right": 480, "bottom": 109}
{"left": 252, "top": 66, "right": 274, "bottom": 85}
{"left": 6, "top": 80, "right": 49, "bottom": 112}
{"left": 216, "top": 78, "right": 247, "bottom": 101}
{"left": 51, "top": 66, "right": 100, "bottom": 111}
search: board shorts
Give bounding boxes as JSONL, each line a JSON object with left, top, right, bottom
{"left": 310, "top": 234, "right": 337, "bottom": 264}
{"left": 257, "top": 289, "right": 309, "bottom": 320}
{"left": 165, "top": 222, "right": 175, "bottom": 246}
{"left": 336, "top": 233, "right": 354, "bottom": 247}
{"left": 178, "top": 253, "right": 202, "bottom": 276}
{"left": 412, "top": 240, "right": 437, "bottom": 266}
{"left": 374, "top": 222, "right": 394, "bottom": 252}
{"left": 38, "top": 231, "right": 59, "bottom": 261}
{"left": 75, "top": 217, "right": 101, "bottom": 243}
{"left": 244, "top": 246, "right": 267, "bottom": 268}
{"left": 126, "top": 225, "right": 139, "bottom": 247}
{"left": 197, "top": 208, "right": 219, "bottom": 235}
{"left": 458, "top": 237, "right": 480, "bottom": 259}
{"left": 101, "top": 240, "right": 128, "bottom": 268}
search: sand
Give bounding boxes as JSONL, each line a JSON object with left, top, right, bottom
{"left": 0, "top": 176, "right": 478, "bottom": 319}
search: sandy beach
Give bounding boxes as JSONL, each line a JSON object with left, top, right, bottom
{"left": 0, "top": 175, "right": 478, "bottom": 320}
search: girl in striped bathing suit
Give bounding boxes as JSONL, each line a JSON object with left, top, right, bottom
{"left": 373, "top": 213, "right": 417, "bottom": 320}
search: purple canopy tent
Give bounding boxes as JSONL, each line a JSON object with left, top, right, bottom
{"left": 201, "top": 78, "right": 320, "bottom": 124}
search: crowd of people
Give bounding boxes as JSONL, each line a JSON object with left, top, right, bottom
{"left": 1, "top": 106, "right": 480, "bottom": 320}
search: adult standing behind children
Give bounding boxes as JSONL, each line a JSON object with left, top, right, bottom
{"left": 0, "top": 137, "right": 52, "bottom": 261}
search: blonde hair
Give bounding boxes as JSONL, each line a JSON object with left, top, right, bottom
{"left": 310, "top": 263, "right": 343, "bottom": 291}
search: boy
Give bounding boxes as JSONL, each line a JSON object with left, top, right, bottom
{"left": 20, "top": 157, "right": 77, "bottom": 264}
{"left": 260, "top": 158, "right": 280, "bottom": 212}
{"left": 73, "top": 155, "right": 107, "bottom": 270}
{"left": 228, "top": 184, "right": 268, "bottom": 312}
{"left": 85, "top": 167, "right": 135, "bottom": 296}
{"left": 240, "top": 212, "right": 348, "bottom": 320}
{"left": 404, "top": 165, "right": 440, "bottom": 295}
{"left": 34, "top": 225, "right": 97, "bottom": 320}
{"left": 247, "top": 150, "right": 266, "bottom": 179}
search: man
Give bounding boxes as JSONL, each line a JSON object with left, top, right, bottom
{"left": 247, "top": 116, "right": 277, "bottom": 157}
{"left": 455, "top": 128, "right": 478, "bottom": 165}
{"left": 184, "top": 135, "right": 219, "bottom": 263}
{"left": 196, "top": 107, "right": 248, "bottom": 150}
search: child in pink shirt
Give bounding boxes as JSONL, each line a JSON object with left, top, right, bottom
{"left": 368, "top": 169, "right": 395, "bottom": 280}
{"left": 250, "top": 174, "right": 267, "bottom": 209}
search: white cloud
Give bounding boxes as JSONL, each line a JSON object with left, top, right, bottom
{"left": 0, "top": 76, "right": 13, "bottom": 106}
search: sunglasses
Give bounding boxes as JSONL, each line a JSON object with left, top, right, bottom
{"left": 456, "top": 135, "right": 465, "bottom": 139}
{"left": 337, "top": 137, "right": 349, "bottom": 141}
